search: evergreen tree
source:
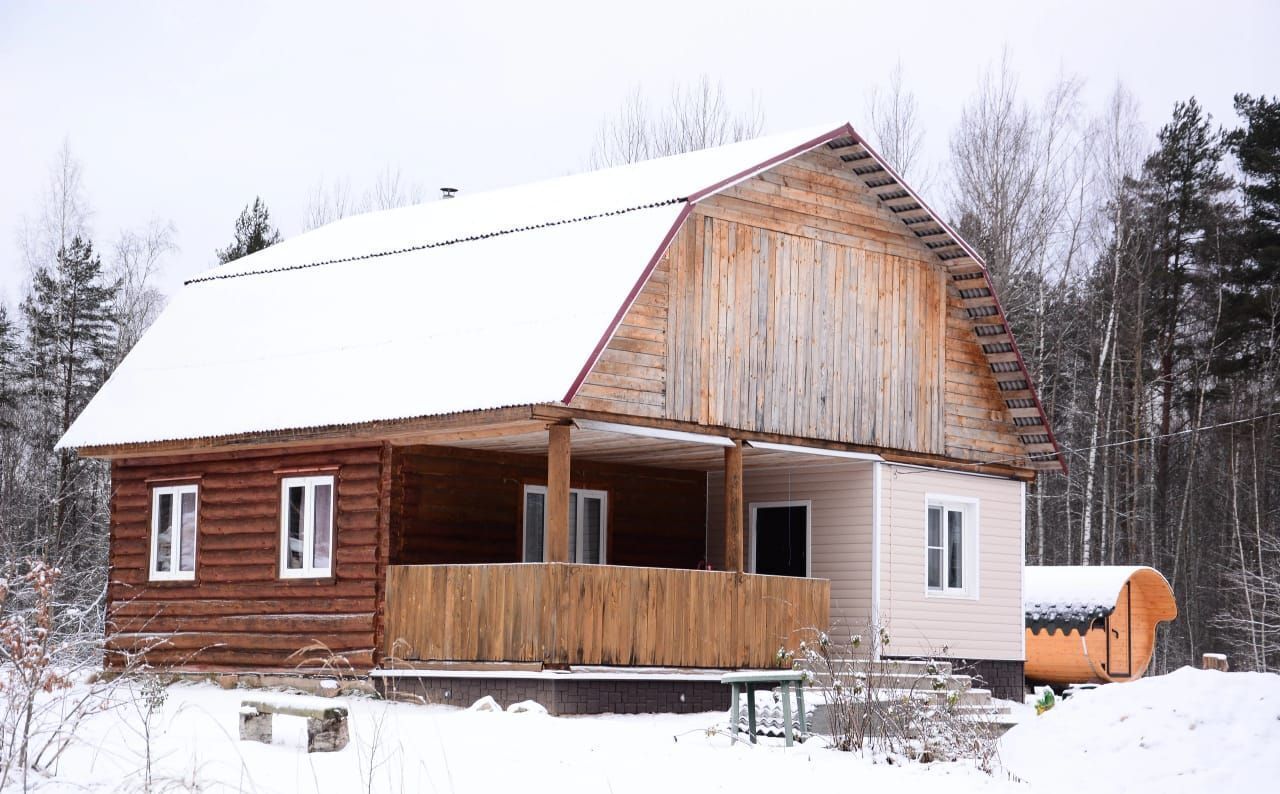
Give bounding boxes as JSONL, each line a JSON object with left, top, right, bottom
{"left": 1223, "top": 94, "right": 1280, "bottom": 376}
{"left": 216, "top": 196, "right": 282, "bottom": 264}
{"left": 20, "top": 235, "right": 119, "bottom": 564}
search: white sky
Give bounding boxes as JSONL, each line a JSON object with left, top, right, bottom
{"left": 1, "top": 0, "right": 1275, "bottom": 301}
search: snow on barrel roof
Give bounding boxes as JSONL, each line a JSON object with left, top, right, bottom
{"left": 1024, "top": 565, "right": 1165, "bottom": 635}
{"left": 57, "top": 124, "right": 847, "bottom": 449}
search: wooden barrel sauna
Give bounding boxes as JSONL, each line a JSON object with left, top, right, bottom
{"left": 1024, "top": 566, "right": 1177, "bottom": 686}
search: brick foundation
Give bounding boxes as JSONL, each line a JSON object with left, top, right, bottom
{"left": 883, "top": 657, "right": 1025, "bottom": 702}
{"left": 375, "top": 674, "right": 730, "bottom": 715}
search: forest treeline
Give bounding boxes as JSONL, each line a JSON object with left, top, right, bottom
{"left": 2, "top": 69, "right": 1277, "bottom": 673}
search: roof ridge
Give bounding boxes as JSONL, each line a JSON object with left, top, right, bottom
{"left": 185, "top": 198, "right": 688, "bottom": 286}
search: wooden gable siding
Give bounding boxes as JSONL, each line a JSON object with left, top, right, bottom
{"left": 570, "top": 150, "right": 1025, "bottom": 466}
{"left": 944, "top": 295, "right": 1028, "bottom": 460}
{"left": 105, "top": 444, "right": 388, "bottom": 671}
{"left": 572, "top": 254, "right": 671, "bottom": 417}
{"left": 667, "top": 215, "right": 945, "bottom": 453}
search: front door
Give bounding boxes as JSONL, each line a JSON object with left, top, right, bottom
{"left": 750, "top": 502, "right": 809, "bottom": 577}
{"left": 1107, "top": 581, "right": 1133, "bottom": 678}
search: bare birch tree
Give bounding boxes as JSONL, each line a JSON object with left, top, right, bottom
{"left": 301, "top": 167, "right": 426, "bottom": 231}
{"left": 588, "top": 75, "right": 764, "bottom": 168}
{"left": 867, "top": 60, "right": 928, "bottom": 188}
{"left": 111, "top": 220, "right": 175, "bottom": 366}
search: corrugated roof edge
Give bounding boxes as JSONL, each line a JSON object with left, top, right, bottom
{"left": 69, "top": 403, "right": 542, "bottom": 455}
{"left": 183, "top": 199, "right": 686, "bottom": 286}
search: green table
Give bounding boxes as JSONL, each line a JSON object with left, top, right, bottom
{"left": 720, "top": 670, "right": 807, "bottom": 747}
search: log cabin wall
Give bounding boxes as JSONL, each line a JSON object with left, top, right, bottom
{"left": 391, "top": 445, "right": 707, "bottom": 569}
{"left": 106, "top": 443, "right": 388, "bottom": 671}
{"left": 570, "top": 150, "right": 1026, "bottom": 466}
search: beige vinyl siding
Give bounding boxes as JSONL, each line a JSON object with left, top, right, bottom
{"left": 879, "top": 466, "right": 1023, "bottom": 660}
{"left": 708, "top": 461, "right": 876, "bottom": 640}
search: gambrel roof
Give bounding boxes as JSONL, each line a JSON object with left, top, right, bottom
{"left": 58, "top": 123, "right": 1063, "bottom": 470}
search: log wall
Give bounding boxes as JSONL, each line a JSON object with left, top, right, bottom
{"left": 391, "top": 445, "right": 707, "bottom": 569}
{"left": 106, "top": 444, "right": 388, "bottom": 671}
{"left": 384, "top": 563, "right": 830, "bottom": 668}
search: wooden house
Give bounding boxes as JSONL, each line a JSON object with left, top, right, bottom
{"left": 60, "top": 123, "right": 1063, "bottom": 710}
{"left": 1024, "top": 566, "right": 1177, "bottom": 686}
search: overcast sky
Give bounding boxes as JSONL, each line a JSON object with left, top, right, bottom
{"left": 1, "top": 0, "right": 1275, "bottom": 301}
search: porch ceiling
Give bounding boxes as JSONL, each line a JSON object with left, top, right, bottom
{"left": 425, "top": 426, "right": 877, "bottom": 472}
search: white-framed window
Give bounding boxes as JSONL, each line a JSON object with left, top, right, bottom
{"left": 150, "top": 484, "right": 198, "bottom": 581}
{"left": 522, "top": 485, "right": 607, "bottom": 564}
{"left": 925, "top": 495, "right": 978, "bottom": 597}
{"left": 748, "top": 500, "right": 811, "bottom": 578}
{"left": 280, "top": 475, "right": 335, "bottom": 579}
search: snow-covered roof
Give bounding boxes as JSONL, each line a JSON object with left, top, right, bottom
{"left": 1024, "top": 566, "right": 1169, "bottom": 635}
{"left": 58, "top": 121, "right": 1063, "bottom": 465}
{"left": 58, "top": 125, "right": 842, "bottom": 450}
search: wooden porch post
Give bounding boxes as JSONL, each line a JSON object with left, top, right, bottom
{"left": 724, "top": 440, "right": 744, "bottom": 573}
{"left": 545, "top": 423, "right": 572, "bottom": 563}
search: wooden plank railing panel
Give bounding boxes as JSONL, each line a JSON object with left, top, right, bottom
{"left": 384, "top": 563, "right": 830, "bottom": 668}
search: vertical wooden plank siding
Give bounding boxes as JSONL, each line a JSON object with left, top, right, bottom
{"left": 660, "top": 214, "right": 946, "bottom": 454}
{"left": 569, "top": 153, "right": 1029, "bottom": 467}
{"left": 383, "top": 563, "right": 829, "bottom": 668}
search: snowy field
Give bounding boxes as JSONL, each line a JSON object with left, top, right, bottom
{"left": 4, "top": 667, "right": 1276, "bottom": 792}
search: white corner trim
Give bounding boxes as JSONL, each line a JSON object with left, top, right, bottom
{"left": 744, "top": 440, "right": 883, "bottom": 461}
{"left": 871, "top": 462, "right": 883, "bottom": 661}
{"left": 1020, "top": 479, "right": 1027, "bottom": 662}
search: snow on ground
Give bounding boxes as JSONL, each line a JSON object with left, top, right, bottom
{"left": 1000, "top": 666, "right": 1280, "bottom": 793}
{"left": 9, "top": 666, "right": 1276, "bottom": 792}
{"left": 17, "top": 681, "right": 1019, "bottom": 793}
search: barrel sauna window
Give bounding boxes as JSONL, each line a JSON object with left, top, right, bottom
{"left": 149, "top": 483, "right": 198, "bottom": 581}
{"left": 278, "top": 474, "right": 335, "bottom": 579}
{"left": 522, "top": 485, "right": 608, "bottom": 564}
{"left": 925, "top": 495, "right": 978, "bottom": 597}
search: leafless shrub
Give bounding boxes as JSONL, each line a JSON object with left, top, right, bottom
{"left": 798, "top": 624, "right": 1003, "bottom": 771}
{"left": 0, "top": 556, "right": 146, "bottom": 790}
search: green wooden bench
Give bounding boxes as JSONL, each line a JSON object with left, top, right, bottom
{"left": 720, "top": 670, "right": 807, "bottom": 747}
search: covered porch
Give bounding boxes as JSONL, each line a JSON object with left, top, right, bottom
{"left": 379, "top": 411, "right": 859, "bottom": 669}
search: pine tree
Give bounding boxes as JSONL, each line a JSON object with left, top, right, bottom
{"left": 20, "top": 235, "right": 119, "bottom": 566}
{"left": 1223, "top": 94, "right": 1280, "bottom": 375}
{"left": 216, "top": 196, "right": 282, "bottom": 264}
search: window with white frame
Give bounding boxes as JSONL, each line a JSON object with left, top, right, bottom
{"left": 926, "top": 497, "right": 977, "bottom": 596}
{"left": 150, "top": 484, "right": 198, "bottom": 581}
{"left": 280, "top": 475, "right": 335, "bottom": 578}
{"left": 522, "top": 485, "right": 607, "bottom": 564}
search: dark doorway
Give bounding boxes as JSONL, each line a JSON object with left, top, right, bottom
{"left": 752, "top": 504, "right": 808, "bottom": 577}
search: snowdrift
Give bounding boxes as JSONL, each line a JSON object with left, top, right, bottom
{"left": 1000, "top": 666, "right": 1280, "bottom": 792}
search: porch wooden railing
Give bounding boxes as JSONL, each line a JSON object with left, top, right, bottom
{"left": 383, "top": 563, "right": 830, "bottom": 669}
